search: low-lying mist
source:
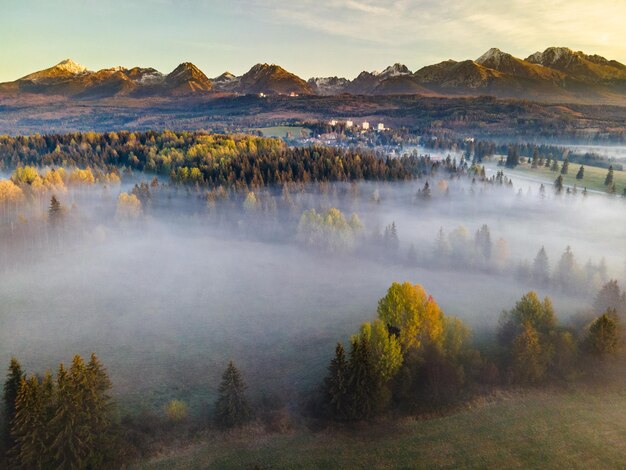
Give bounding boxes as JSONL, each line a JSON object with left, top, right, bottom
{"left": 1, "top": 175, "right": 624, "bottom": 413}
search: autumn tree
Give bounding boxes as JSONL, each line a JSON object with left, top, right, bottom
{"left": 214, "top": 361, "right": 252, "bottom": 429}
{"left": 376, "top": 282, "right": 444, "bottom": 352}
{"left": 511, "top": 322, "right": 545, "bottom": 383}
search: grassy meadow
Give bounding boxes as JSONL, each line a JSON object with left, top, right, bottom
{"left": 500, "top": 158, "right": 626, "bottom": 194}
{"left": 137, "top": 387, "right": 626, "bottom": 469}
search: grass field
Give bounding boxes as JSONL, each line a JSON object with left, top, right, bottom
{"left": 137, "top": 388, "right": 626, "bottom": 469}
{"left": 252, "top": 126, "right": 312, "bottom": 139}
{"left": 495, "top": 159, "right": 626, "bottom": 194}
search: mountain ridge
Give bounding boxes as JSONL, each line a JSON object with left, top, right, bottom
{"left": 2, "top": 47, "right": 626, "bottom": 105}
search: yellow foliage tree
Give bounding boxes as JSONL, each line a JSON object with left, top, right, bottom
{"left": 376, "top": 282, "right": 444, "bottom": 352}
{"left": 115, "top": 192, "right": 142, "bottom": 220}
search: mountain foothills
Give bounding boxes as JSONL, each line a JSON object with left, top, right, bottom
{"left": 2, "top": 47, "right": 626, "bottom": 104}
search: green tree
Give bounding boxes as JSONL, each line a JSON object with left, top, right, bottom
{"left": 554, "top": 175, "right": 564, "bottom": 193}
{"left": 585, "top": 311, "right": 620, "bottom": 356}
{"left": 576, "top": 165, "right": 584, "bottom": 180}
{"left": 322, "top": 343, "right": 349, "bottom": 420}
{"left": 561, "top": 157, "right": 569, "bottom": 175}
{"left": 3, "top": 358, "right": 23, "bottom": 452}
{"left": 357, "top": 320, "right": 403, "bottom": 383}
{"left": 605, "top": 166, "right": 614, "bottom": 186}
{"left": 346, "top": 337, "right": 380, "bottom": 420}
{"left": 532, "top": 246, "right": 550, "bottom": 285}
{"left": 214, "top": 361, "right": 252, "bottom": 429}
{"left": 550, "top": 159, "right": 559, "bottom": 172}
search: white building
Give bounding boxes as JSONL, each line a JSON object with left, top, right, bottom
{"left": 346, "top": 120, "right": 354, "bottom": 128}
{"left": 377, "top": 123, "right": 385, "bottom": 131}
{"left": 329, "top": 119, "right": 338, "bottom": 126}
{"left": 361, "top": 121, "right": 370, "bottom": 130}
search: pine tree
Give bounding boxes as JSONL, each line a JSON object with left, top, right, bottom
{"left": 551, "top": 159, "right": 559, "bottom": 172}
{"left": 214, "top": 361, "right": 252, "bottom": 429}
{"left": 50, "top": 358, "right": 92, "bottom": 469}
{"left": 605, "top": 166, "right": 614, "bottom": 186}
{"left": 48, "top": 195, "right": 63, "bottom": 225}
{"left": 576, "top": 165, "right": 584, "bottom": 180}
{"left": 554, "top": 175, "right": 564, "bottom": 193}
{"left": 346, "top": 337, "right": 379, "bottom": 420}
{"left": 3, "top": 358, "right": 23, "bottom": 452}
{"left": 532, "top": 247, "right": 550, "bottom": 285}
{"left": 561, "top": 158, "right": 569, "bottom": 175}
{"left": 323, "top": 343, "right": 349, "bottom": 420}
{"left": 531, "top": 149, "right": 538, "bottom": 169}
{"left": 11, "top": 374, "right": 54, "bottom": 469}
{"left": 85, "top": 353, "right": 115, "bottom": 468}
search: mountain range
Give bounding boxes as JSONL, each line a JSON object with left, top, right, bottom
{"left": 2, "top": 47, "right": 626, "bottom": 105}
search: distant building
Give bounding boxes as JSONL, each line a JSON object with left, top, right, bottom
{"left": 362, "top": 121, "right": 370, "bottom": 130}
{"left": 377, "top": 123, "right": 385, "bottom": 131}
{"left": 329, "top": 119, "right": 338, "bottom": 126}
{"left": 289, "top": 92, "right": 298, "bottom": 97}
{"left": 346, "top": 120, "right": 354, "bottom": 128}
{"left": 258, "top": 92, "right": 266, "bottom": 98}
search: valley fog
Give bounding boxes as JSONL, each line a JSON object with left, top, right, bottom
{"left": 1, "top": 177, "right": 624, "bottom": 413}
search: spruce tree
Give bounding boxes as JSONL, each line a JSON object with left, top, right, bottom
{"left": 554, "top": 175, "right": 564, "bottom": 193}
{"left": 561, "top": 157, "right": 569, "bottom": 175}
{"left": 48, "top": 195, "right": 63, "bottom": 225}
{"left": 3, "top": 358, "right": 23, "bottom": 452}
{"left": 605, "top": 166, "right": 614, "bottom": 186}
{"left": 551, "top": 159, "right": 559, "bottom": 172}
{"left": 11, "top": 375, "right": 54, "bottom": 469}
{"left": 214, "top": 361, "right": 252, "bottom": 429}
{"left": 323, "top": 343, "right": 349, "bottom": 420}
{"left": 532, "top": 247, "right": 550, "bottom": 285}
{"left": 576, "top": 165, "right": 584, "bottom": 180}
{"left": 346, "top": 337, "right": 379, "bottom": 420}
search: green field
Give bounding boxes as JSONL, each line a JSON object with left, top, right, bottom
{"left": 493, "top": 159, "right": 626, "bottom": 194}
{"left": 252, "top": 126, "right": 312, "bottom": 139}
{"left": 137, "top": 388, "right": 626, "bottom": 469}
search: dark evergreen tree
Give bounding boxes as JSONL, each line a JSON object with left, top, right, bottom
{"left": 48, "top": 195, "right": 63, "bottom": 225}
{"left": 561, "top": 157, "right": 569, "bottom": 175}
{"left": 550, "top": 159, "right": 559, "bottom": 172}
{"left": 323, "top": 343, "right": 349, "bottom": 420}
{"left": 554, "top": 175, "right": 564, "bottom": 193}
{"left": 605, "top": 166, "right": 614, "bottom": 186}
{"left": 3, "top": 358, "right": 23, "bottom": 452}
{"left": 585, "top": 310, "right": 619, "bottom": 356}
{"left": 346, "top": 337, "right": 379, "bottom": 420}
{"left": 576, "top": 165, "right": 584, "bottom": 180}
{"left": 532, "top": 247, "right": 550, "bottom": 285}
{"left": 214, "top": 361, "right": 252, "bottom": 429}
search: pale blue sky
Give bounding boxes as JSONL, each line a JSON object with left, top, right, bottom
{"left": 1, "top": 0, "right": 625, "bottom": 81}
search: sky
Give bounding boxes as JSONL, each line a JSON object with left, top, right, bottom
{"left": 1, "top": 0, "right": 626, "bottom": 82}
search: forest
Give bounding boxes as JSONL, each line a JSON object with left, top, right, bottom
{"left": 0, "top": 130, "right": 625, "bottom": 468}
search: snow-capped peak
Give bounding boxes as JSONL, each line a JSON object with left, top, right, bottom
{"left": 55, "top": 59, "right": 87, "bottom": 74}
{"left": 476, "top": 48, "right": 508, "bottom": 65}
{"left": 379, "top": 63, "right": 411, "bottom": 78}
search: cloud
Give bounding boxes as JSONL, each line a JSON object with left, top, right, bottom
{"left": 234, "top": 0, "right": 626, "bottom": 64}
